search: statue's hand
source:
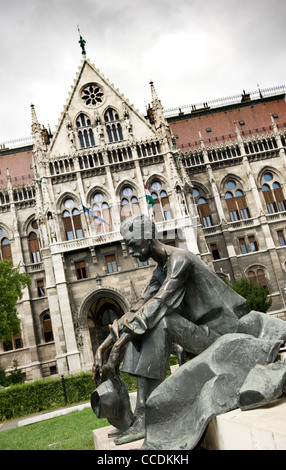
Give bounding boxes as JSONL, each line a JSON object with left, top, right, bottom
{"left": 103, "top": 350, "right": 120, "bottom": 379}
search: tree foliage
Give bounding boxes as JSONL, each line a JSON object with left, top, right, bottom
{"left": 231, "top": 278, "right": 272, "bottom": 313}
{"left": 0, "top": 259, "right": 31, "bottom": 340}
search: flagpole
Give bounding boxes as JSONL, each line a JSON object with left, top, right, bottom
{"left": 81, "top": 198, "right": 91, "bottom": 237}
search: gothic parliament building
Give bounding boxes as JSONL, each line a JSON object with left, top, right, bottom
{"left": 1, "top": 44, "right": 286, "bottom": 380}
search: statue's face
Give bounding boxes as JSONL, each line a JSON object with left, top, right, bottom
{"left": 126, "top": 238, "right": 152, "bottom": 262}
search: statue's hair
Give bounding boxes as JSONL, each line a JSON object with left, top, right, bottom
{"left": 120, "top": 215, "right": 157, "bottom": 241}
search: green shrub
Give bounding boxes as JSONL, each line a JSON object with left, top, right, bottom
{"left": 0, "top": 372, "right": 95, "bottom": 421}
{"left": 0, "top": 360, "right": 24, "bottom": 387}
{"left": 0, "top": 356, "right": 178, "bottom": 422}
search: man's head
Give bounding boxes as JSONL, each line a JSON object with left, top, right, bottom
{"left": 121, "top": 215, "right": 157, "bottom": 262}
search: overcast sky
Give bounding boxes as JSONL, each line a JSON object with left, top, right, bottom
{"left": 0, "top": 0, "right": 285, "bottom": 142}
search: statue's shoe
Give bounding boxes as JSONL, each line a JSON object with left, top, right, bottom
{"left": 114, "top": 416, "right": 145, "bottom": 445}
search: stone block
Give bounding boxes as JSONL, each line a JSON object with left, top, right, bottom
{"left": 201, "top": 395, "right": 286, "bottom": 450}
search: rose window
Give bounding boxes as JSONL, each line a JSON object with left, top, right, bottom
{"left": 81, "top": 84, "right": 104, "bottom": 107}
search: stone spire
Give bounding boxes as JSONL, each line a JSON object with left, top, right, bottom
{"left": 149, "top": 80, "right": 165, "bottom": 130}
{"left": 31, "top": 103, "right": 41, "bottom": 135}
{"left": 31, "top": 104, "right": 47, "bottom": 175}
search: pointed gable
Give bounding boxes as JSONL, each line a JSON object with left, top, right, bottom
{"left": 48, "top": 59, "right": 155, "bottom": 157}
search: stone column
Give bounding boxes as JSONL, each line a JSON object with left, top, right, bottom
{"left": 234, "top": 122, "right": 264, "bottom": 216}
{"left": 105, "top": 164, "right": 121, "bottom": 232}
{"left": 52, "top": 252, "right": 81, "bottom": 373}
{"left": 206, "top": 164, "right": 226, "bottom": 223}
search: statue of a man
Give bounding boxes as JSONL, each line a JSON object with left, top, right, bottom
{"left": 93, "top": 215, "right": 286, "bottom": 446}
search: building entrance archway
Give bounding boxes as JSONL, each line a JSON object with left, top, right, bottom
{"left": 87, "top": 296, "right": 125, "bottom": 356}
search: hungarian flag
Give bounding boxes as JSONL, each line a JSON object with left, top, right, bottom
{"left": 144, "top": 185, "right": 155, "bottom": 207}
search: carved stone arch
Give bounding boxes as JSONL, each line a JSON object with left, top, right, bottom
{"left": 244, "top": 263, "right": 271, "bottom": 284}
{"left": 145, "top": 173, "right": 169, "bottom": 190}
{"left": 102, "top": 105, "right": 122, "bottom": 122}
{"left": 257, "top": 165, "right": 283, "bottom": 187}
{"left": 79, "top": 286, "right": 130, "bottom": 328}
{"left": 55, "top": 190, "right": 80, "bottom": 211}
{"left": 0, "top": 221, "right": 12, "bottom": 240}
{"left": 74, "top": 110, "right": 93, "bottom": 128}
{"left": 219, "top": 173, "right": 246, "bottom": 193}
{"left": 22, "top": 213, "right": 39, "bottom": 236}
{"left": 115, "top": 179, "right": 140, "bottom": 199}
{"left": 191, "top": 180, "right": 212, "bottom": 199}
{"left": 86, "top": 185, "right": 110, "bottom": 206}
{"left": 102, "top": 104, "right": 120, "bottom": 115}
{"left": 78, "top": 286, "right": 130, "bottom": 355}
{"left": 39, "top": 307, "right": 50, "bottom": 320}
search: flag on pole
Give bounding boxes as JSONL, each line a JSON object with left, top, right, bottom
{"left": 81, "top": 200, "right": 110, "bottom": 226}
{"left": 144, "top": 185, "right": 155, "bottom": 207}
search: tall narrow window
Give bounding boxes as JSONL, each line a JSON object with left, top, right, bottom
{"left": 193, "top": 188, "right": 213, "bottom": 227}
{"left": 62, "top": 199, "right": 83, "bottom": 240}
{"left": 75, "top": 260, "right": 87, "bottom": 280}
{"left": 225, "top": 180, "right": 250, "bottom": 222}
{"left": 120, "top": 186, "right": 140, "bottom": 220}
{"left": 29, "top": 232, "right": 41, "bottom": 263}
{"left": 92, "top": 192, "right": 112, "bottom": 234}
{"left": 62, "top": 210, "right": 74, "bottom": 240}
{"left": 104, "top": 108, "right": 123, "bottom": 143}
{"left": 239, "top": 238, "right": 248, "bottom": 254}
{"left": 76, "top": 113, "right": 95, "bottom": 149}
{"left": 248, "top": 235, "right": 259, "bottom": 252}
{"left": 105, "top": 254, "right": 118, "bottom": 273}
{"left": 210, "top": 243, "right": 220, "bottom": 260}
{"left": 261, "top": 172, "right": 286, "bottom": 214}
{"left": 43, "top": 313, "right": 54, "bottom": 343}
{"left": 1, "top": 237, "right": 12, "bottom": 261}
{"left": 37, "top": 279, "right": 45, "bottom": 297}
{"left": 149, "top": 180, "right": 172, "bottom": 222}
{"left": 277, "top": 230, "right": 286, "bottom": 246}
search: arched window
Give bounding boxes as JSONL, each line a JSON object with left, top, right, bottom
{"left": 29, "top": 232, "right": 41, "bottom": 263}
{"left": 43, "top": 313, "right": 54, "bottom": 343}
{"left": 104, "top": 108, "right": 123, "bottom": 143}
{"left": 1, "top": 236, "right": 12, "bottom": 261}
{"left": 62, "top": 198, "right": 83, "bottom": 240}
{"left": 193, "top": 188, "right": 213, "bottom": 227}
{"left": 224, "top": 180, "right": 250, "bottom": 222}
{"left": 120, "top": 186, "right": 140, "bottom": 220}
{"left": 91, "top": 192, "right": 112, "bottom": 234}
{"left": 248, "top": 268, "right": 269, "bottom": 292}
{"left": 76, "top": 113, "right": 95, "bottom": 149}
{"left": 149, "top": 180, "right": 172, "bottom": 222}
{"left": 261, "top": 172, "right": 286, "bottom": 214}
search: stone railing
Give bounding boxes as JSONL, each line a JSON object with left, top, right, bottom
{"left": 50, "top": 231, "right": 123, "bottom": 254}
{"left": 50, "top": 216, "right": 195, "bottom": 254}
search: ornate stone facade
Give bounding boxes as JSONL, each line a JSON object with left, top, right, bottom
{"left": 0, "top": 58, "right": 197, "bottom": 380}
{"left": 167, "top": 88, "right": 286, "bottom": 321}
{"left": 0, "top": 56, "right": 285, "bottom": 381}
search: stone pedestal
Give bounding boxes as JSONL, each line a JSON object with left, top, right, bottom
{"left": 201, "top": 396, "right": 286, "bottom": 450}
{"left": 93, "top": 389, "right": 286, "bottom": 450}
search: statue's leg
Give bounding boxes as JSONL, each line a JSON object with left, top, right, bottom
{"left": 114, "top": 375, "right": 162, "bottom": 445}
{"left": 166, "top": 313, "right": 220, "bottom": 356}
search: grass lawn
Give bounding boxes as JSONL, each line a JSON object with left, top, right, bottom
{"left": 0, "top": 407, "right": 109, "bottom": 450}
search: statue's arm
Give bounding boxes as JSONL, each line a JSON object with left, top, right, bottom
{"left": 123, "top": 255, "right": 189, "bottom": 335}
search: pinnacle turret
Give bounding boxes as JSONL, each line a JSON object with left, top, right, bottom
{"left": 31, "top": 104, "right": 41, "bottom": 135}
